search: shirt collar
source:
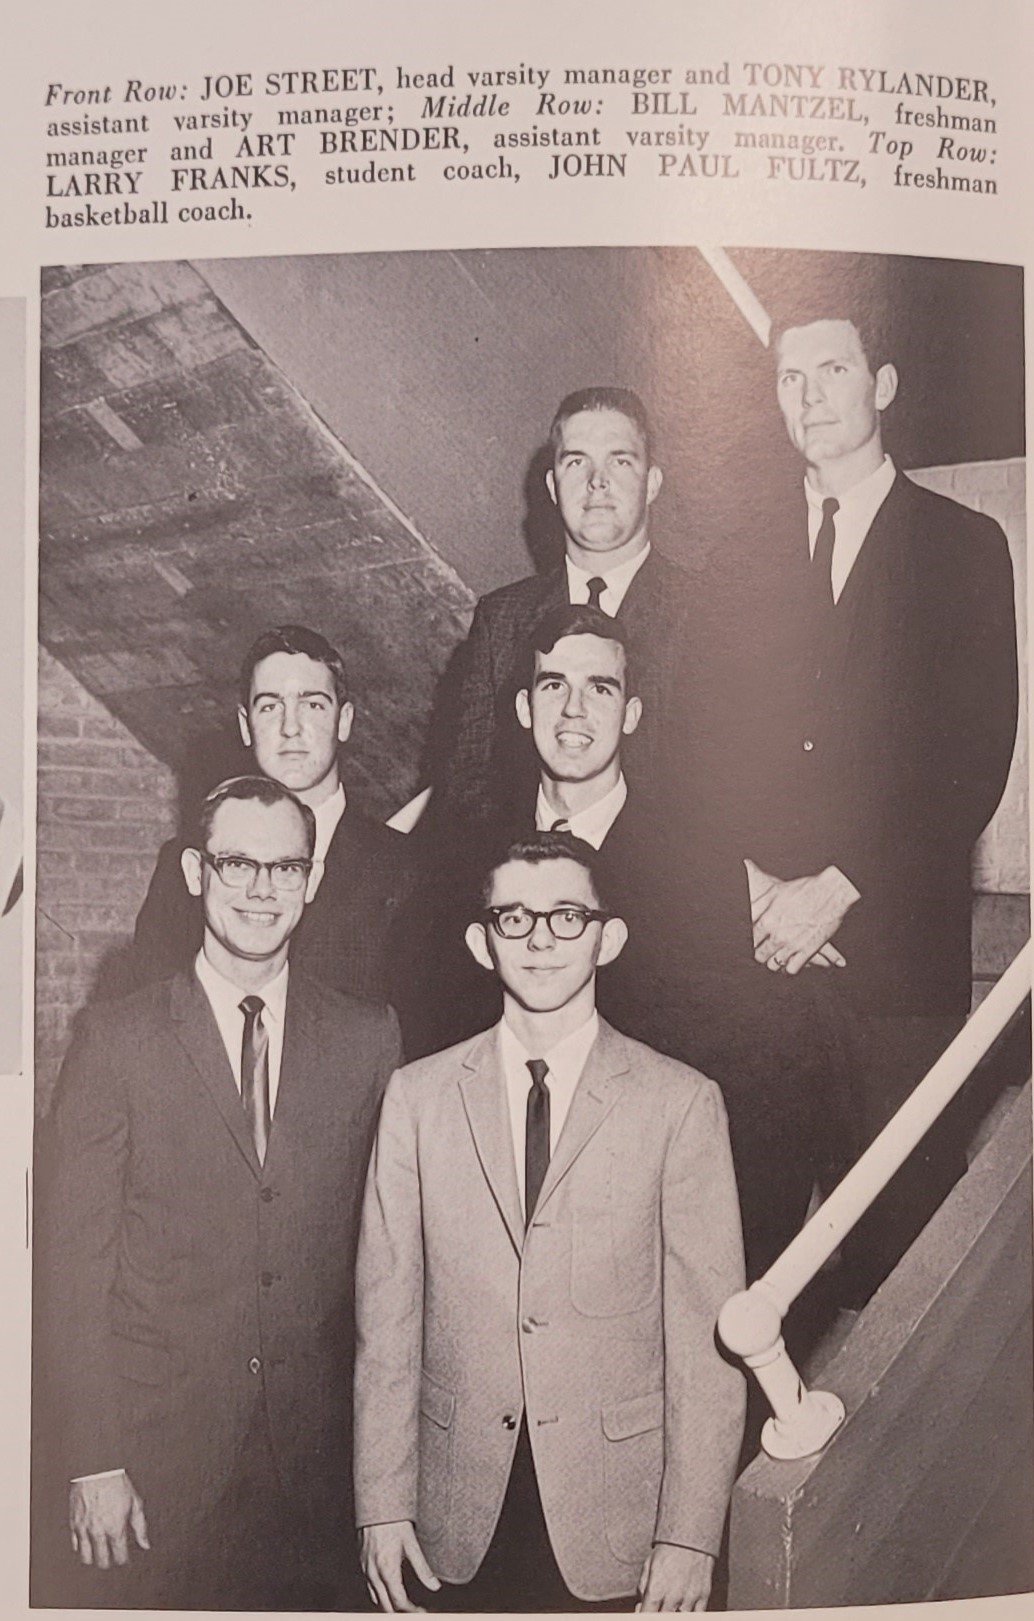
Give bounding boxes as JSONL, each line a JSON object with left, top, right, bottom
{"left": 535, "top": 773, "right": 627, "bottom": 850}
{"left": 804, "top": 455, "right": 896, "bottom": 525}
{"left": 498, "top": 1009, "right": 600, "bottom": 1091}
{"left": 311, "top": 782, "right": 346, "bottom": 863}
{"left": 565, "top": 542, "right": 651, "bottom": 606}
{"left": 194, "top": 949, "right": 289, "bottom": 1025}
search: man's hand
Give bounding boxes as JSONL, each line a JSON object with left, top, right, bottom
{"left": 748, "top": 864, "right": 859, "bottom": 975}
{"left": 637, "top": 1544, "right": 714, "bottom": 1612}
{"left": 360, "top": 1520, "right": 441, "bottom": 1613}
{"left": 69, "top": 1473, "right": 149, "bottom": 1569}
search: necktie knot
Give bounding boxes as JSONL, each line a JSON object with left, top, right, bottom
{"left": 822, "top": 497, "right": 839, "bottom": 521}
{"left": 586, "top": 576, "right": 607, "bottom": 610}
{"left": 812, "top": 497, "right": 840, "bottom": 607}
{"left": 239, "top": 994, "right": 265, "bottom": 1021}
{"left": 549, "top": 817, "right": 569, "bottom": 833}
{"left": 527, "top": 1057, "right": 550, "bottom": 1093}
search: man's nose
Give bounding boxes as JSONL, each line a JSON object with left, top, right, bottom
{"left": 527, "top": 914, "right": 556, "bottom": 952}
{"left": 562, "top": 684, "right": 587, "bottom": 717}
{"left": 246, "top": 862, "right": 276, "bottom": 899}
{"left": 587, "top": 462, "right": 609, "bottom": 490}
{"left": 280, "top": 699, "right": 301, "bottom": 737}
{"left": 802, "top": 372, "right": 825, "bottom": 408}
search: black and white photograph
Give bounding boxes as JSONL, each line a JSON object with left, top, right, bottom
{"left": 29, "top": 244, "right": 1031, "bottom": 1612}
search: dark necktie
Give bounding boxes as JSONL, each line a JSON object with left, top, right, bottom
{"left": 240, "top": 995, "right": 271, "bottom": 1165}
{"left": 550, "top": 816, "right": 569, "bottom": 832}
{"left": 525, "top": 1059, "right": 551, "bottom": 1227}
{"left": 812, "top": 497, "right": 839, "bottom": 608}
{"left": 586, "top": 576, "right": 607, "bottom": 610}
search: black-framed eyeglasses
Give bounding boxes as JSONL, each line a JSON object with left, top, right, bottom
{"left": 197, "top": 851, "right": 314, "bottom": 892}
{"left": 482, "top": 904, "right": 610, "bottom": 941}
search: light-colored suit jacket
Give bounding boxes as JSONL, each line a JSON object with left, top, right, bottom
{"left": 354, "top": 1018, "right": 745, "bottom": 1602}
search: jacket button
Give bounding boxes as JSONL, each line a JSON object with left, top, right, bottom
{"left": 248, "top": 1356, "right": 262, "bottom": 1374}
{"left": 260, "top": 1187, "right": 275, "bottom": 1202}
{"left": 502, "top": 1414, "right": 517, "bottom": 1430}
{"left": 260, "top": 1271, "right": 275, "bottom": 1288}
{"left": 520, "top": 1317, "right": 535, "bottom": 1334}
{"left": 803, "top": 739, "right": 815, "bottom": 752}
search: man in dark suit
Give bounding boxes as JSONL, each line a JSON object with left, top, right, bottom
{"left": 743, "top": 311, "right": 1018, "bottom": 1294}
{"left": 427, "top": 387, "right": 695, "bottom": 823}
{"left": 133, "top": 625, "right": 413, "bottom": 1003}
{"left": 34, "top": 775, "right": 401, "bottom": 1609}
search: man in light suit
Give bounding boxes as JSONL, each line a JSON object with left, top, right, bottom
{"left": 35, "top": 775, "right": 401, "bottom": 1610}
{"left": 741, "top": 310, "right": 1018, "bottom": 1296}
{"left": 426, "top": 388, "right": 702, "bottom": 825}
{"left": 355, "top": 831, "right": 745, "bottom": 1612}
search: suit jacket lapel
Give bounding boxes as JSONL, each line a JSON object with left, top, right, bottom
{"left": 170, "top": 972, "right": 261, "bottom": 1178}
{"left": 533, "top": 1021, "right": 628, "bottom": 1218}
{"left": 458, "top": 1031, "right": 524, "bottom": 1255}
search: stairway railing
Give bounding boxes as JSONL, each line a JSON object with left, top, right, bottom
{"left": 718, "top": 939, "right": 1032, "bottom": 1460}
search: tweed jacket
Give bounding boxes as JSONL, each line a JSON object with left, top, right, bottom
{"left": 353, "top": 1019, "right": 745, "bottom": 1602}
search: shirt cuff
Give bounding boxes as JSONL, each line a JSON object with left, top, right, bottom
{"left": 71, "top": 1468, "right": 127, "bottom": 1484}
{"left": 825, "top": 865, "right": 861, "bottom": 909}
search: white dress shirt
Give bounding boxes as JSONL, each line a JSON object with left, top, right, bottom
{"left": 311, "top": 781, "right": 346, "bottom": 864}
{"left": 72, "top": 954, "right": 291, "bottom": 1488}
{"left": 535, "top": 774, "right": 627, "bottom": 850}
{"left": 805, "top": 455, "right": 896, "bottom": 603}
{"left": 565, "top": 542, "right": 651, "bottom": 615}
{"left": 194, "top": 950, "right": 289, "bottom": 1113}
{"left": 499, "top": 1011, "right": 599, "bottom": 1215}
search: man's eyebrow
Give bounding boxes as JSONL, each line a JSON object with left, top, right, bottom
{"left": 533, "top": 668, "right": 622, "bottom": 691}
{"left": 251, "top": 687, "right": 334, "bottom": 701}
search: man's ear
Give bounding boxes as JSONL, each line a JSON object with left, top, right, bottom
{"left": 465, "top": 920, "right": 494, "bottom": 973}
{"left": 181, "top": 847, "right": 203, "bottom": 898}
{"left": 874, "top": 362, "right": 898, "bottom": 413}
{"left": 645, "top": 465, "right": 663, "bottom": 506}
{"left": 621, "top": 695, "right": 642, "bottom": 736}
{"left": 305, "top": 860, "right": 325, "bottom": 904}
{"left": 596, "top": 914, "right": 628, "bottom": 968}
{"left": 545, "top": 466, "right": 557, "bottom": 507}
{"left": 237, "top": 705, "right": 252, "bottom": 749}
{"left": 515, "top": 688, "right": 532, "bottom": 731}
{"left": 336, "top": 701, "right": 355, "bottom": 746}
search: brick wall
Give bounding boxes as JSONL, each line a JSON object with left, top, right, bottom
{"left": 908, "top": 459, "right": 1028, "bottom": 895}
{"left": 36, "top": 648, "right": 177, "bottom": 1110}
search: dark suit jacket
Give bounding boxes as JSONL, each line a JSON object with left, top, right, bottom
{"left": 34, "top": 970, "right": 400, "bottom": 1560}
{"left": 131, "top": 805, "right": 414, "bottom": 1004}
{"left": 426, "top": 548, "right": 696, "bottom": 823}
{"left": 744, "top": 471, "right": 1018, "bottom": 1017}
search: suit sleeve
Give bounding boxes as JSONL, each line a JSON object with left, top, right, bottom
{"left": 655, "top": 1078, "right": 746, "bottom": 1555}
{"left": 353, "top": 1070, "right": 425, "bottom": 1528}
{"left": 423, "top": 598, "right": 498, "bottom": 823}
{"left": 35, "top": 1010, "right": 131, "bottom": 1479}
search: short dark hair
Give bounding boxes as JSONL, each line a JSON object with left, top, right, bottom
{"left": 476, "top": 830, "right": 609, "bottom": 912}
{"left": 195, "top": 775, "right": 316, "bottom": 857}
{"left": 239, "top": 626, "right": 349, "bottom": 710}
{"left": 516, "top": 604, "right": 637, "bottom": 698}
{"left": 549, "top": 387, "right": 653, "bottom": 464}
{"left": 770, "top": 310, "right": 892, "bottom": 375}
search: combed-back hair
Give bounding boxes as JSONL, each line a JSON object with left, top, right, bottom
{"left": 476, "top": 829, "right": 609, "bottom": 912}
{"left": 549, "top": 387, "right": 654, "bottom": 463}
{"left": 195, "top": 774, "right": 317, "bottom": 857}
{"left": 239, "top": 625, "right": 349, "bottom": 709}
{"left": 769, "top": 309, "right": 892, "bottom": 376}
{"left": 516, "top": 603, "right": 637, "bottom": 698}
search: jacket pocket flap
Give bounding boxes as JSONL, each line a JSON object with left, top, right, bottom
{"left": 419, "top": 1373, "right": 455, "bottom": 1430}
{"left": 111, "top": 1335, "right": 173, "bottom": 1387}
{"left": 602, "top": 1389, "right": 664, "bottom": 1441}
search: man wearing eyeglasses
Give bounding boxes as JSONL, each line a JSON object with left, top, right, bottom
{"left": 35, "top": 775, "right": 401, "bottom": 1610}
{"left": 354, "top": 831, "right": 745, "bottom": 1613}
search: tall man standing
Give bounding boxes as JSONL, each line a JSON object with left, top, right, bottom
{"left": 35, "top": 776, "right": 401, "bottom": 1609}
{"left": 428, "top": 388, "right": 696, "bottom": 822}
{"left": 133, "top": 625, "right": 413, "bottom": 1003}
{"left": 743, "top": 311, "right": 1018, "bottom": 1293}
{"left": 355, "top": 832, "right": 745, "bottom": 1612}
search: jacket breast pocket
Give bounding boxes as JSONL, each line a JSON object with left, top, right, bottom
{"left": 601, "top": 1390, "right": 664, "bottom": 1566}
{"left": 416, "top": 1370, "right": 454, "bottom": 1543}
{"left": 570, "top": 1200, "right": 661, "bottom": 1318}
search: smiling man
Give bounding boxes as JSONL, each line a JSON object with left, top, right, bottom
{"left": 35, "top": 776, "right": 401, "bottom": 1609}
{"left": 426, "top": 388, "right": 699, "bottom": 824}
{"left": 354, "top": 831, "right": 745, "bottom": 1614}
{"left": 739, "top": 310, "right": 1018, "bottom": 1297}
{"left": 132, "top": 624, "right": 413, "bottom": 1002}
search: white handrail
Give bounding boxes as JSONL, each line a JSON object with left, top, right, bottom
{"left": 719, "top": 939, "right": 1031, "bottom": 1459}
